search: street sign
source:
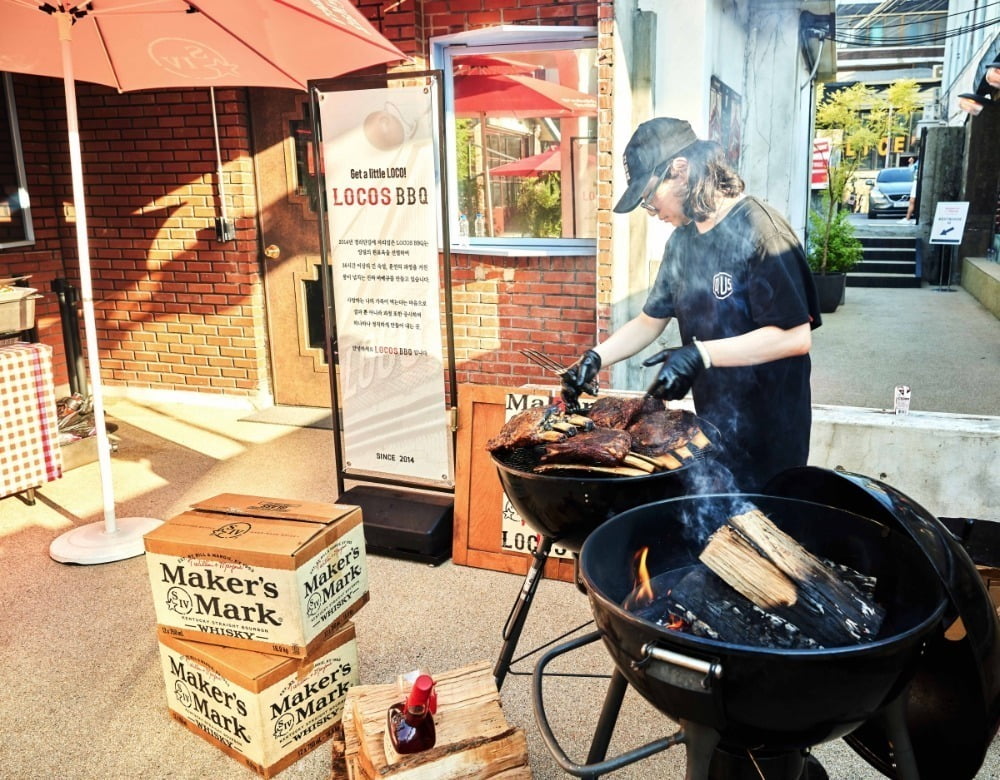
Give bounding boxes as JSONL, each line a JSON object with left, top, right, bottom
{"left": 811, "top": 138, "right": 831, "bottom": 189}
{"left": 929, "top": 201, "right": 969, "bottom": 245}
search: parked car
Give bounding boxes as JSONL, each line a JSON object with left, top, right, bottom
{"left": 867, "top": 166, "right": 914, "bottom": 218}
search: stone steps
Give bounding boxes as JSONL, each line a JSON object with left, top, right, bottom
{"left": 848, "top": 235, "right": 921, "bottom": 288}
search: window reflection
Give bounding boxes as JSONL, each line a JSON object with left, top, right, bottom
{"left": 451, "top": 48, "right": 597, "bottom": 240}
{"left": 0, "top": 73, "right": 34, "bottom": 249}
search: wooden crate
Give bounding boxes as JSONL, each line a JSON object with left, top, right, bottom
{"left": 453, "top": 384, "right": 577, "bottom": 584}
{"left": 332, "top": 660, "right": 531, "bottom": 779}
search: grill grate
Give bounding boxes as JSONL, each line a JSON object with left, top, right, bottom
{"left": 493, "top": 413, "right": 720, "bottom": 477}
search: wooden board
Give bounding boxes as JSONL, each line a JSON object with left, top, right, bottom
{"left": 453, "top": 384, "right": 576, "bottom": 583}
{"left": 337, "top": 661, "right": 531, "bottom": 779}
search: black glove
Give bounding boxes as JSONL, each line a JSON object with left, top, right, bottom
{"left": 642, "top": 344, "right": 705, "bottom": 400}
{"left": 560, "top": 349, "right": 601, "bottom": 409}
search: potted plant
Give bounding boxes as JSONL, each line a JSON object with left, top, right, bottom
{"left": 807, "top": 159, "right": 863, "bottom": 313}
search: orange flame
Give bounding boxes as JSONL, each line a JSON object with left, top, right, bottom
{"left": 633, "top": 546, "right": 654, "bottom": 606}
{"left": 664, "top": 614, "right": 687, "bottom": 631}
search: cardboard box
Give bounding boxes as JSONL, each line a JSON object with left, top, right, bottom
{"left": 159, "top": 622, "right": 360, "bottom": 778}
{"left": 0, "top": 294, "right": 37, "bottom": 333}
{"left": 145, "top": 494, "right": 369, "bottom": 658}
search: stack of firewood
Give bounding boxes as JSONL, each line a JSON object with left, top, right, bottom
{"left": 331, "top": 661, "right": 530, "bottom": 779}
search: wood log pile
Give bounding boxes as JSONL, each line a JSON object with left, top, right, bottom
{"left": 642, "top": 507, "right": 885, "bottom": 649}
{"left": 331, "top": 661, "right": 530, "bottom": 779}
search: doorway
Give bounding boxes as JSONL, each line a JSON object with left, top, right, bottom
{"left": 249, "top": 88, "right": 331, "bottom": 408}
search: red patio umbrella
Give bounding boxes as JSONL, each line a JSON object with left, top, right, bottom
{"left": 490, "top": 146, "right": 562, "bottom": 177}
{"left": 454, "top": 74, "right": 597, "bottom": 118}
{"left": 0, "top": 0, "right": 405, "bottom": 564}
{"left": 454, "top": 74, "right": 596, "bottom": 234}
{"left": 452, "top": 54, "right": 539, "bottom": 76}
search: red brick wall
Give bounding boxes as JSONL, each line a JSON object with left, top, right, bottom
{"left": 449, "top": 254, "right": 597, "bottom": 387}
{"left": 0, "top": 0, "right": 610, "bottom": 400}
{"left": 0, "top": 76, "right": 263, "bottom": 396}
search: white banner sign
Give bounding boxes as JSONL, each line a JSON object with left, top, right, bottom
{"left": 929, "top": 201, "right": 969, "bottom": 245}
{"left": 319, "top": 85, "right": 453, "bottom": 487}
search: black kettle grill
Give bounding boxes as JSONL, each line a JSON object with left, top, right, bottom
{"left": 527, "top": 468, "right": 1000, "bottom": 780}
{"left": 490, "top": 443, "right": 721, "bottom": 689}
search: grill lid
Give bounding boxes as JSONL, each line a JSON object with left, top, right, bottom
{"left": 764, "top": 466, "right": 1000, "bottom": 779}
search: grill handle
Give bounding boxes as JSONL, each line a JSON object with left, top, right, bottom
{"left": 532, "top": 630, "right": 685, "bottom": 777}
{"left": 637, "top": 642, "right": 724, "bottom": 691}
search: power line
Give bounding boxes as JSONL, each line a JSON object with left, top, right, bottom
{"left": 834, "top": 1, "right": 1000, "bottom": 46}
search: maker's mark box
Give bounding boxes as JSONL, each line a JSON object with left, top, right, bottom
{"left": 144, "top": 493, "right": 369, "bottom": 658}
{"left": 159, "top": 622, "right": 360, "bottom": 778}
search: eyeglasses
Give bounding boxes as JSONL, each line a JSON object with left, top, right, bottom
{"left": 638, "top": 168, "right": 667, "bottom": 214}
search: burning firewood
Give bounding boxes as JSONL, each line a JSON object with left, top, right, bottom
{"left": 697, "top": 507, "right": 886, "bottom": 646}
{"left": 486, "top": 406, "right": 593, "bottom": 453}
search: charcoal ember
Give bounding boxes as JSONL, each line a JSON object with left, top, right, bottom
{"left": 664, "top": 565, "right": 821, "bottom": 650}
{"left": 627, "top": 409, "right": 708, "bottom": 456}
{"left": 486, "top": 406, "right": 589, "bottom": 453}
{"left": 537, "top": 427, "right": 632, "bottom": 467}
{"left": 586, "top": 395, "right": 664, "bottom": 429}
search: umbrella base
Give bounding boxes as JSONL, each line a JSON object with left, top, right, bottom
{"left": 49, "top": 517, "right": 164, "bottom": 565}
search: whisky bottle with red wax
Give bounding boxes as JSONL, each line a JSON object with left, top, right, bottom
{"left": 385, "top": 674, "right": 437, "bottom": 757}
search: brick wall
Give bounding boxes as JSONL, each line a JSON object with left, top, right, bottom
{"left": 449, "top": 254, "right": 597, "bottom": 387}
{"left": 0, "top": 76, "right": 264, "bottom": 396}
{"left": 0, "top": 0, "right": 611, "bottom": 400}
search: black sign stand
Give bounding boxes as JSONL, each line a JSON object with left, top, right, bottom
{"left": 934, "top": 244, "right": 957, "bottom": 292}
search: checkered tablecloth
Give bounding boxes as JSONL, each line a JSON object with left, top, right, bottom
{"left": 0, "top": 343, "right": 62, "bottom": 498}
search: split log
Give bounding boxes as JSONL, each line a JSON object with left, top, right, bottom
{"left": 699, "top": 508, "right": 885, "bottom": 646}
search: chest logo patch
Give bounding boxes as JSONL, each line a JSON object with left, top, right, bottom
{"left": 712, "top": 272, "right": 734, "bottom": 300}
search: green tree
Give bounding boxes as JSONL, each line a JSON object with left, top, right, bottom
{"left": 815, "top": 78, "right": 923, "bottom": 166}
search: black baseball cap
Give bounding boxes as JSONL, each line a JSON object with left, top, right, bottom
{"left": 613, "top": 117, "right": 699, "bottom": 213}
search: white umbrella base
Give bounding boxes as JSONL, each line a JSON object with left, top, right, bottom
{"left": 49, "top": 516, "right": 164, "bottom": 565}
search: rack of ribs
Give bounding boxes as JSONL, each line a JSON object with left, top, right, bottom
{"left": 626, "top": 409, "right": 713, "bottom": 470}
{"left": 486, "top": 406, "right": 593, "bottom": 453}
{"left": 584, "top": 394, "right": 663, "bottom": 429}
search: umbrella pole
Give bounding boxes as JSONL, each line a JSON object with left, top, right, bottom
{"left": 49, "top": 13, "right": 162, "bottom": 564}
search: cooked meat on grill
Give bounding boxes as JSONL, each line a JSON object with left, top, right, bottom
{"left": 487, "top": 406, "right": 593, "bottom": 453}
{"left": 585, "top": 395, "right": 664, "bottom": 429}
{"left": 627, "top": 409, "right": 712, "bottom": 462}
{"left": 537, "top": 427, "right": 633, "bottom": 466}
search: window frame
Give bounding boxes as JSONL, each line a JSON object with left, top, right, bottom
{"left": 430, "top": 25, "right": 598, "bottom": 257}
{"left": 0, "top": 73, "right": 35, "bottom": 251}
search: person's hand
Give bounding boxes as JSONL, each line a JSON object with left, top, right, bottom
{"left": 560, "top": 349, "right": 601, "bottom": 410}
{"left": 642, "top": 344, "right": 705, "bottom": 400}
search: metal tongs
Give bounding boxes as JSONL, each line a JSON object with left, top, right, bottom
{"left": 521, "top": 349, "right": 599, "bottom": 397}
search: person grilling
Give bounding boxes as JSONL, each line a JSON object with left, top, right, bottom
{"left": 561, "top": 117, "right": 822, "bottom": 493}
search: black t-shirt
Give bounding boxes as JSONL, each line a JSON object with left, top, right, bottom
{"left": 642, "top": 196, "right": 822, "bottom": 491}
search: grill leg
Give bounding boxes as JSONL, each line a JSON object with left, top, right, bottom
{"left": 493, "top": 535, "right": 553, "bottom": 690}
{"left": 580, "top": 667, "right": 629, "bottom": 779}
{"left": 682, "top": 720, "right": 721, "bottom": 780}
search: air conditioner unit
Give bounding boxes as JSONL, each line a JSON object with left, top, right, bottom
{"left": 932, "top": 64, "right": 943, "bottom": 79}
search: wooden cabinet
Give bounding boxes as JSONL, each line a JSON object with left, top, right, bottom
{"left": 452, "top": 384, "right": 575, "bottom": 583}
